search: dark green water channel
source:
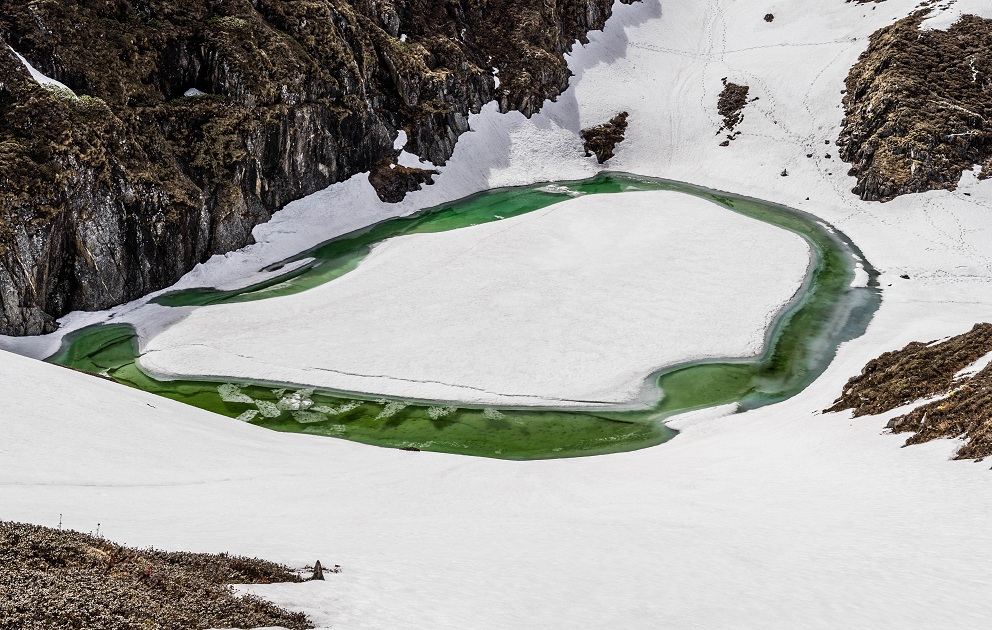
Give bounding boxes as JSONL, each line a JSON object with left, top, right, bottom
{"left": 49, "top": 173, "right": 879, "bottom": 460}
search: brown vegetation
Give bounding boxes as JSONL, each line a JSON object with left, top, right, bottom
{"left": 826, "top": 323, "right": 992, "bottom": 460}
{"left": 0, "top": 520, "right": 313, "bottom": 629}
{"left": 839, "top": 11, "right": 992, "bottom": 201}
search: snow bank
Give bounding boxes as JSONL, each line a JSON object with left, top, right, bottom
{"left": 139, "top": 192, "right": 810, "bottom": 406}
{"left": 923, "top": 0, "right": 992, "bottom": 30}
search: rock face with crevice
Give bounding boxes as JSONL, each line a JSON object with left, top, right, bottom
{"left": 0, "top": 0, "right": 635, "bottom": 335}
{"left": 839, "top": 11, "right": 992, "bottom": 201}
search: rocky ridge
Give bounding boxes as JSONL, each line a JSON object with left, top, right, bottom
{"left": 826, "top": 323, "right": 992, "bottom": 460}
{"left": 0, "top": 0, "right": 635, "bottom": 336}
{"left": 839, "top": 10, "right": 992, "bottom": 201}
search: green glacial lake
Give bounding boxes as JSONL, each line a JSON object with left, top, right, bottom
{"left": 49, "top": 173, "right": 879, "bottom": 460}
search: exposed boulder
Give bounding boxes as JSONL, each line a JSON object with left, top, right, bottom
{"left": 839, "top": 12, "right": 992, "bottom": 201}
{"left": 581, "top": 111, "right": 629, "bottom": 163}
{"left": 716, "top": 79, "right": 749, "bottom": 145}
{"left": 369, "top": 158, "right": 437, "bottom": 203}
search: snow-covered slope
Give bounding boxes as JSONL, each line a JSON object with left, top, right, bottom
{"left": 4, "top": 0, "right": 992, "bottom": 628}
{"left": 923, "top": 0, "right": 992, "bottom": 29}
{"left": 4, "top": 299, "right": 992, "bottom": 629}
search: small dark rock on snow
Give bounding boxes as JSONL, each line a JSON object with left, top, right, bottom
{"left": 581, "top": 112, "right": 630, "bottom": 163}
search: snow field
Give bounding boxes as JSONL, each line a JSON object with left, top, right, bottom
{"left": 7, "top": 44, "right": 75, "bottom": 94}
{"left": 3, "top": 278, "right": 992, "bottom": 629}
{"left": 3, "top": 0, "right": 992, "bottom": 628}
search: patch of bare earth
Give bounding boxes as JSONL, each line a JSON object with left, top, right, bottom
{"left": 825, "top": 323, "right": 992, "bottom": 460}
{"left": 0, "top": 521, "right": 314, "bottom": 629}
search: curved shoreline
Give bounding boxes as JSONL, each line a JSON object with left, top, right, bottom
{"left": 49, "top": 174, "right": 880, "bottom": 459}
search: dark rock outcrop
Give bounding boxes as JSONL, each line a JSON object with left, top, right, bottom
{"left": 716, "top": 78, "right": 749, "bottom": 146}
{"left": 0, "top": 0, "right": 636, "bottom": 335}
{"left": 369, "top": 158, "right": 437, "bottom": 203}
{"left": 581, "top": 111, "right": 629, "bottom": 163}
{"left": 717, "top": 79, "right": 749, "bottom": 133}
{"left": 839, "top": 12, "right": 992, "bottom": 201}
{"left": 825, "top": 323, "right": 992, "bottom": 460}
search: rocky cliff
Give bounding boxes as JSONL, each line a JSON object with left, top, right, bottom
{"left": 0, "top": 0, "right": 633, "bottom": 336}
{"left": 839, "top": 11, "right": 992, "bottom": 201}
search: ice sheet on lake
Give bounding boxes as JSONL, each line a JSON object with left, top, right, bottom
{"left": 140, "top": 191, "right": 810, "bottom": 407}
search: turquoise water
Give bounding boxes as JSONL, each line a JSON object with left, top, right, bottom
{"left": 50, "top": 173, "right": 879, "bottom": 459}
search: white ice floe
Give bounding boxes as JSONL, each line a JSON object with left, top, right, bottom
{"left": 139, "top": 191, "right": 810, "bottom": 406}
{"left": 4, "top": 0, "right": 992, "bottom": 627}
{"left": 850, "top": 262, "right": 870, "bottom": 288}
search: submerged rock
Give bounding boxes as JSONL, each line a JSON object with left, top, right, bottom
{"left": 0, "top": 0, "right": 638, "bottom": 335}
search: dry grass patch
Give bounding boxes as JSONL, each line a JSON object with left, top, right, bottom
{"left": 0, "top": 521, "right": 314, "bottom": 629}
